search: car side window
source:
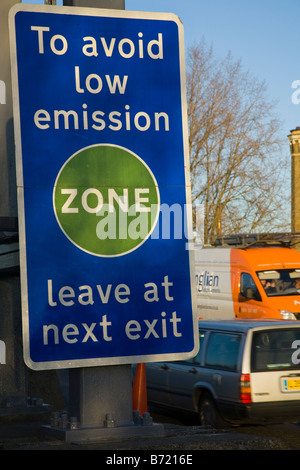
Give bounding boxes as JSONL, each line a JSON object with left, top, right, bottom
{"left": 204, "top": 332, "right": 241, "bottom": 371}
{"left": 240, "top": 272, "right": 261, "bottom": 301}
{"left": 193, "top": 330, "right": 206, "bottom": 364}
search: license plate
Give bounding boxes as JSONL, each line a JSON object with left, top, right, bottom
{"left": 281, "top": 378, "right": 300, "bottom": 392}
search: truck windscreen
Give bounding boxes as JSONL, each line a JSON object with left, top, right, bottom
{"left": 257, "top": 269, "right": 300, "bottom": 297}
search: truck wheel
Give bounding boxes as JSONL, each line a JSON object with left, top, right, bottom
{"left": 199, "top": 393, "right": 224, "bottom": 428}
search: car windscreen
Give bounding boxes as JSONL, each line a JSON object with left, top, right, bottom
{"left": 257, "top": 269, "right": 300, "bottom": 297}
{"left": 251, "top": 328, "right": 300, "bottom": 372}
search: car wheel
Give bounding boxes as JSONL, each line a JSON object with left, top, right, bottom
{"left": 199, "top": 393, "right": 224, "bottom": 428}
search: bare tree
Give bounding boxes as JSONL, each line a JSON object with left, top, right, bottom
{"left": 187, "top": 41, "right": 290, "bottom": 244}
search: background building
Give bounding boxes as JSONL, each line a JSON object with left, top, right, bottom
{"left": 289, "top": 127, "right": 300, "bottom": 234}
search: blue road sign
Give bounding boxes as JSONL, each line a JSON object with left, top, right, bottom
{"left": 9, "top": 4, "right": 198, "bottom": 369}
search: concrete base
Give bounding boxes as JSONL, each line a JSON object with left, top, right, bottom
{"left": 42, "top": 422, "right": 164, "bottom": 444}
{"left": 41, "top": 365, "right": 164, "bottom": 444}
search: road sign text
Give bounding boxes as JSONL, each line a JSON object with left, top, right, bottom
{"left": 31, "top": 26, "right": 164, "bottom": 60}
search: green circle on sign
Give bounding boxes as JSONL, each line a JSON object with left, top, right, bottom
{"left": 53, "top": 144, "right": 160, "bottom": 257}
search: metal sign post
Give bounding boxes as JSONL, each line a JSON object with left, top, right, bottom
{"left": 9, "top": 3, "right": 198, "bottom": 439}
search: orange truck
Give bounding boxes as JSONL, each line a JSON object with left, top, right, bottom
{"left": 195, "top": 234, "right": 300, "bottom": 321}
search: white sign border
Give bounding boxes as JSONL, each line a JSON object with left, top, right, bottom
{"left": 9, "top": 3, "right": 198, "bottom": 370}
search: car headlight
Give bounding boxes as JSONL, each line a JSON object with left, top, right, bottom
{"left": 279, "top": 310, "right": 297, "bottom": 320}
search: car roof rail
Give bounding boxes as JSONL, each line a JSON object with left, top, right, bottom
{"left": 212, "top": 233, "right": 300, "bottom": 248}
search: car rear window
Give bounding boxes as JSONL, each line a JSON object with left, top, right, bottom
{"left": 205, "top": 332, "right": 241, "bottom": 371}
{"left": 251, "top": 329, "right": 300, "bottom": 372}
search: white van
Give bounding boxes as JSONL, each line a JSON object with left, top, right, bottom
{"left": 195, "top": 234, "right": 300, "bottom": 321}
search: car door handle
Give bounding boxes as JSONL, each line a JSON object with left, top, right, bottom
{"left": 213, "top": 373, "right": 222, "bottom": 384}
{"left": 160, "top": 364, "right": 169, "bottom": 370}
{"left": 188, "top": 367, "right": 197, "bottom": 374}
